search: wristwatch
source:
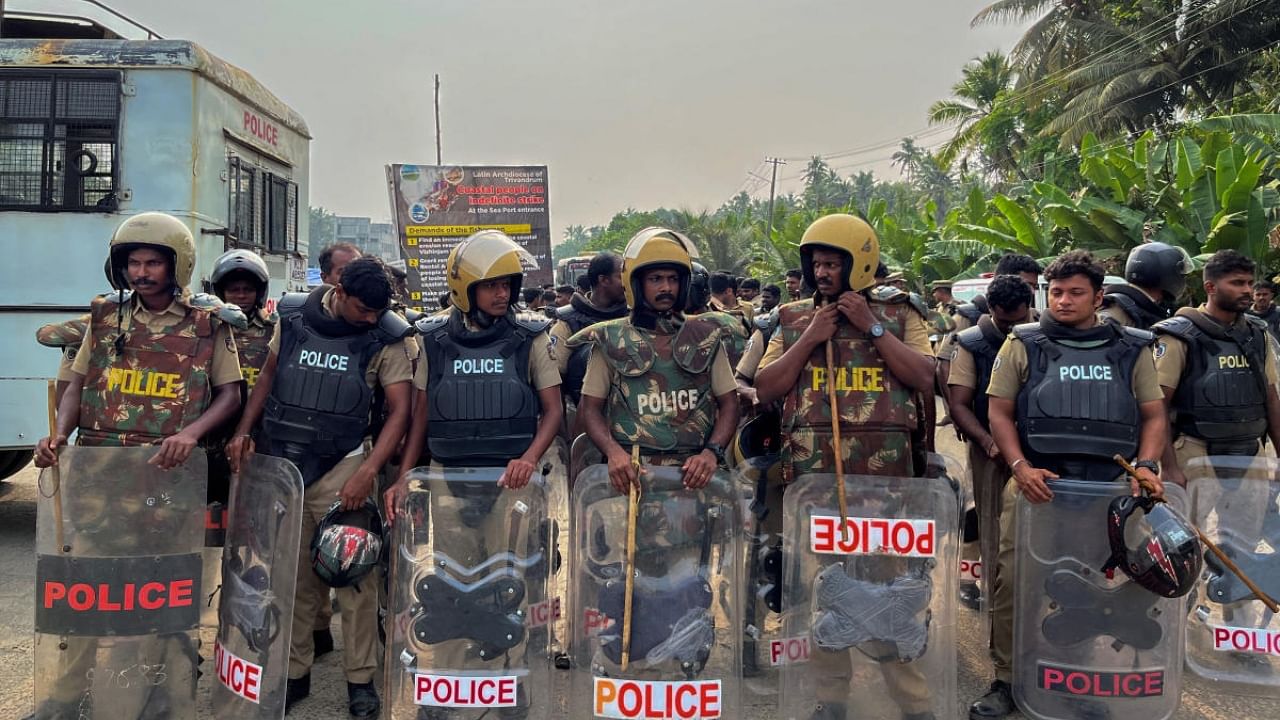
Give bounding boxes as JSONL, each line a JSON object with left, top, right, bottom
{"left": 703, "top": 442, "right": 728, "bottom": 468}
{"left": 1135, "top": 459, "right": 1160, "bottom": 473}
{"left": 867, "top": 322, "right": 885, "bottom": 338}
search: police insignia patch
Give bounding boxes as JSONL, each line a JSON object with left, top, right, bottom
{"left": 992, "top": 356, "right": 1002, "bottom": 371}
{"left": 1154, "top": 342, "right": 1166, "bottom": 359}
{"left": 950, "top": 347, "right": 959, "bottom": 361}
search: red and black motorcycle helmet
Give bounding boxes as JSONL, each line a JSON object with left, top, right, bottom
{"left": 1101, "top": 494, "right": 1202, "bottom": 598}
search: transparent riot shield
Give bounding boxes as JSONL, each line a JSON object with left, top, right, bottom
{"left": 569, "top": 464, "right": 742, "bottom": 720}
{"left": 210, "top": 454, "right": 304, "bottom": 718}
{"left": 778, "top": 473, "right": 959, "bottom": 720}
{"left": 1185, "top": 454, "right": 1280, "bottom": 696}
{"left": 736, "top": 454, "right": 787, "bottom": 700}
{"left": 385, "top": 466, "right": 551, "bottom": 719}
{"left": 534, "top": 439, "right": 570, "bottom": 669}
{"left": 1013, "top": 480, "right": 1190, "bottom": 720}
{"left": 32, "top": 446, "right": 207, "bottom": 720}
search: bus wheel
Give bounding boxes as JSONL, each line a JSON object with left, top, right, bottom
{"left": 0, "top": 449, "right": 34, "bottom": 481}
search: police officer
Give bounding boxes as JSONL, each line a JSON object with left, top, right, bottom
{"left": 570, "top": 227, "right": 739, "bottom": 492}
{"left": 318, "top": 241, "right": 362, "bottom": 285}
{"left": 689, "top": 262, "right": 751, "bottom": 369}
{"left": 945, "top": 275, "right": 1033, "bottom": 637}
{"left": 785, "top": 268, "right": 804, "bottom": 302}
{"left": 384, "top": 231, "right": 563, "bottom": 713}
{"left": 549, "top": 252, "right": 627, "bottom": 416}
{"left": 760, "top": 283, "right": 782, "bottom": 313}
{"left": 227, "top": 256, "right": 416, "bottom": 718}
{"left": 1098, "top": 242, "right": 1189, "bottom": 329}
{"left": 31, "top": 212, "right": 244, "bottom": 720}
{"left": 754, "top": 214, "right": 937, "bottom": 720}
{"left": 974, "top": 250, "right": 1166, "bottom": 719}
{"left": 1154, "top": 250, "right": 1280, "bottom": 521}
{"left": 1249, "top": 279, "right": 1280, "bottom": 341}
{"left": 740, "top": 277, "right": 762, "bottom": 308}
{"left": 710, "top": 270, "right": 755, "bottom": 333}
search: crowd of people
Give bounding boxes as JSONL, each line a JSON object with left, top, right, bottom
{"left": 24, "top": 209, "right": 1280, "bottom": 720}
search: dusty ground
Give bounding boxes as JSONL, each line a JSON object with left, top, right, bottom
{"left": 2, "top": 429, "right": 1280, "bottom": 718}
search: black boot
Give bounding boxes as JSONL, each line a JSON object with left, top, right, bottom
{"left": 285, "top": 673, "right": 311, "bottom": 714}
{"left": 348, "top": 681, "right": 381, "bottom": 719}
{"left": 969, "top": 680, "right": 1014, "bottom": 719}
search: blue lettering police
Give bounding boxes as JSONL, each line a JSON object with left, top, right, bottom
{"left": 1058, "top": 365, "right": 1113, "bottom": 381}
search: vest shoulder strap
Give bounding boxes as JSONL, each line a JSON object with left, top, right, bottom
{"left": 1118, "top": 325, "right": 1156, "bottom": 347}
{"left": 415, "top": 314, "right": 449, "bottom": 337}
{"left": 1153, "top": 315, "right": 1199, "bottom": 344}
{"left": 277, "top": 291, "right": 310, "bottom": 318}
{"left": 956, "top": 323, "right": 994, "bottom": 355}
{"left": 376, "top": 309, "right": 414, "bottom": 340}
{"left": 1102, "top": 291, "right": 1138, "bottom": 325}
{"left": 512, "top": 311, "right": 553, "bottom": 335}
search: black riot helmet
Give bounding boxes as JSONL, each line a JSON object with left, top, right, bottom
{"left": 686, "top": 262, "right": 711, "bottom": 313}
{"left": 1101, "top": 494, "right": 1202, "bottom": 598}
{"left": 1125, "top": 242, "right": 1191, "bottom": 299}
{"left": 311, "top": 501, "right": 384, "bottom": 589}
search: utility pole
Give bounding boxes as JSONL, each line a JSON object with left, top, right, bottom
{"left": 763, "top": 157, "right": 786, "bottom": 246}
{"left": 434, "top": 74, "right": 442, "bottom": 165}
{"left": 1, "top": 0, "right": 7, "bottom": 40}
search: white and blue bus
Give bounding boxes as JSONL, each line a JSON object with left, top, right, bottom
{"left": 0, "top": 13, "right": 311, "bottom": 478}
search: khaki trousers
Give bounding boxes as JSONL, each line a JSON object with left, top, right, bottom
{"left": 990, "top": 480, "right": 1019, "bottom": 684}
{"left": 288, "top": 454, "right": 380, "bottom": 683}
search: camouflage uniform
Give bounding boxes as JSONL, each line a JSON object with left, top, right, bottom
{"left": 696, "top": 309, "right": 750, "bottom": 368}
{"left": 567, "top": 315, "right": 725, "bottom": 468}
{"left": 770, "top": 290, "right": 933, "bottom": 716}
{"left": 233, "top": 309, "right": 277, "bottom": 389}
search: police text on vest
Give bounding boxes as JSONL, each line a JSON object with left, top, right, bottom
{"left": 453, "top": 358, "right": 504, "bottom": 374}
{"left": 1058, "top": 365, "right": 1112, "bottom": 381}
{"left": 298, "top": 349, "right": 349, "bottom": 371}
{"left": 637, "top": 389, "right": 698, "bottom": 414}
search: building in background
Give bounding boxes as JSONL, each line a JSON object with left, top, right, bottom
{"left": 334, "top": 215, "right": 399, "bottom": 261}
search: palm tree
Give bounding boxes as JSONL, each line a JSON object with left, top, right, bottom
{"left": 891, "top": 138, "right": 924, "bottom": 183}
{"left": 928, "top": 50, "right": 1024, "bottom": 177}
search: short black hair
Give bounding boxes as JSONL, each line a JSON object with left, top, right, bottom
{"left": 541, "top": 289, "right": 557, "bottom": 303}
{"left": 587, "top": 252, "right": 622, "bottom": 289}
{"left": 1044, "top": 250, "right": 1105, "bottom": 291}
{"left": 1257, "top": 280, "right": 1277, "bottom": 294}
{"left": 338, "top": 256, "right": 393, "bottom": 310}
{"left": 741, "top": 278, "right": 761, "bottom": 291}
{"left": 576, "top": 274, "right": 592, "bottom": 293}
{"left": 318, "top": 242, "right": 362, "bottom": 276}
{"left": 522, "top": 287, "right": 541, "bottom": 303}
{"left": 786, "top": 268, "right": 803, "bottom": 280}
{"left": 762, "top": 283, "right": 781, "bottom": 296}
{"left": 986, "top": 274, "right": 1034, "bottom": 312}
{"left": 710, "top": 272, "right": 734, "bottom": 294}
{"left": 1204, "top": 249, "right": 1255, "bottom": 283}
{"left": 556, "top": 285, "right": 574, "bottom": 295}
{"left": 995, "top": 253, "right": 1041, "bottom": 277}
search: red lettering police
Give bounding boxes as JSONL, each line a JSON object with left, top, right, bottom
{"left": 414, "top": 674, "right": 518, "bottom": 707}
{"left": 1038, "top": 663, "right": 1164, "bottom": 697}
{"left": 43, "top": 578, "right": 194, "bottom": 612}
{"left": 810, "top": 515, "right": 936, "bottom": 557}
{"left": 242, "top": 110, "right": 279, "bottom": 146}
{"left": 769, "top": 636, "right": 810, "bottom": 666}
{"left": 1213, "top": 626, "right": 1280, "bottom": 656}
{"left": 214, "top": 641, "right": 262, "bottom": 704}
{"left": 594, "top": 678, "right": 722, "bottom": 719}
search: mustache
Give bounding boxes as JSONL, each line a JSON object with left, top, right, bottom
{"left": 130, "top": 278, "right": 157, "bottom": 287}
{"left": 655, "top": 293, "right": 676, "bottom": 303}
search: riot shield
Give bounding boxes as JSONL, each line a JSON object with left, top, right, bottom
{"left": 568, "top": 464, "right": 742, "bottom": 720}
{"left": 1013, "top": 480, "right": 1190, "bottom": 720}
{"left": 210, "top": 454, "right": 304, "bottom": 718}
{"left": 32, "top": 446, "right": 207, "bottom": 720}
{"left": 385, "top": 465, "right": 551, "bottom": 719}
{"left": 737, "top": 454, "right": 787, "bottom": 698}
{"left": 778, "top": 473, "right": 959, "bottom": 720}
{"left": 536, "top": 439, "right": 570, "bottom": 668}
{"left": 1185, "top": 454, "right": 1280, "bottom": 696}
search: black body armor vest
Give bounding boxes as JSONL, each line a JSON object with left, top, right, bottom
{"left": 1154, "top": 311, "right": 1269, "bottom": 454}
{"left": 418, "top": 311, "right": 546, "bottom": 466}
{"left": 955, "top": 297, "right": 986, "bottom": 326}
{"left": 954, "top": 315, "right": 1006, "bottom": 429}
{"left": 1102, "top": 285, "right": 1169, "bottom": 330}
{"left": 262, "top": 288, "right": 408, "bottom": 485}
{"left": 556, "top": 295, "right": 627, "bottom": 404}
{"left": 1014, "top": 321, "right": 1153, "bottom": 482}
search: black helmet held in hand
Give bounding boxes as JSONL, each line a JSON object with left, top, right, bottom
{"left": 1101, "top": 494, "right": 1202, "bottom": 598}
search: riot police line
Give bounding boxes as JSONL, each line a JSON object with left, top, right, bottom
{"left": 22, "top": 210, "right": 1280, "bottom": 720}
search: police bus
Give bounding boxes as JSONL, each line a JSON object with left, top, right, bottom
{"left": 556, "top": 254, "right": 594, "bottom": 288}
{"left": 0, "top": 13, "right": 311, "bottom": 479}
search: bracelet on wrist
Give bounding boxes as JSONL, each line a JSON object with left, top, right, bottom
{"left": 1010, "top": 458, "right": 1027, "bottom": 472}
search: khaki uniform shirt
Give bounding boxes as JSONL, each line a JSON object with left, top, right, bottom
{"left": 72, "top": 296, "right": 242, "bottom": 387}
{"left": 736, "top": 329, "right": 770, "bottom": 380}
{"left": 268, "top": 288, "right": 417, "bottom": 390}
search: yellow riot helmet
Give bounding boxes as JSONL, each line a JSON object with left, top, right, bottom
{"left": 107, "top": 212, "right": 197, "bottom": 291}
{"left": 620, "top": 227, "right": 700, "bottom": 310}
{"left": 446, "top": 230, "right": 536, "bottom": 313}
{"left": 799, "top": 213, "right": 880, "bottom": 294}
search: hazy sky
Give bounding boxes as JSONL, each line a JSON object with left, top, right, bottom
{"left": 24, "top": 0, "right": 1025, "bottom": 244}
